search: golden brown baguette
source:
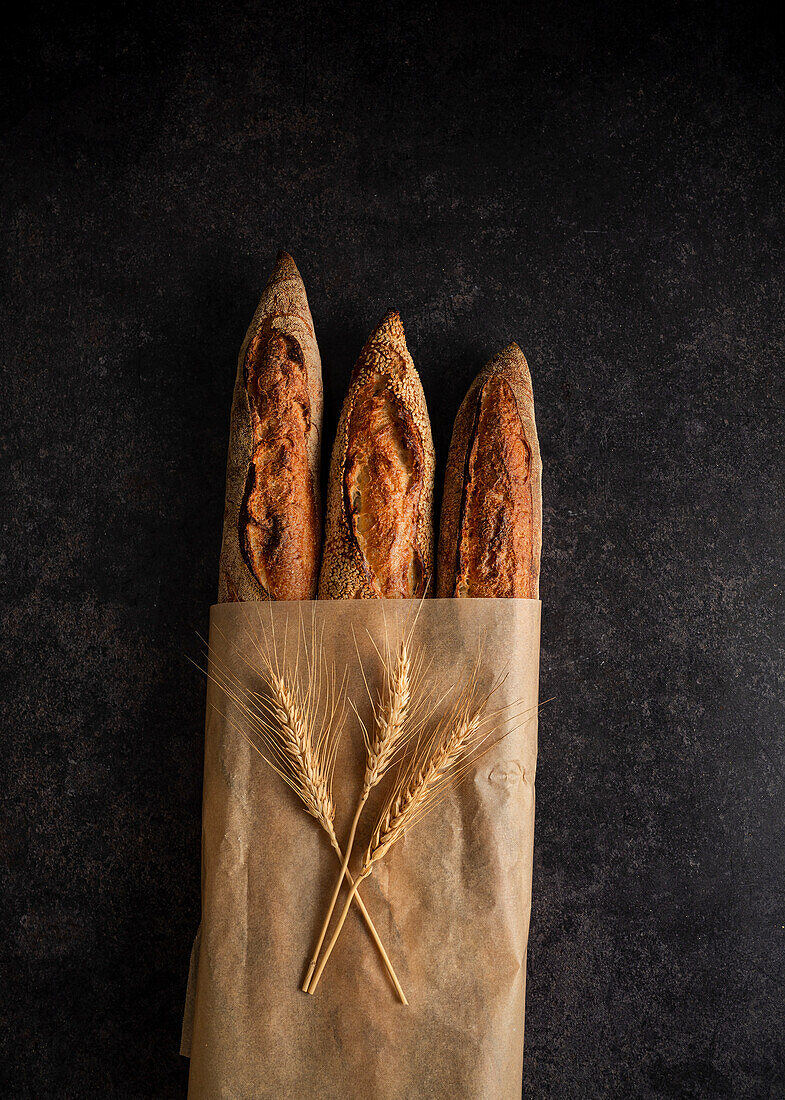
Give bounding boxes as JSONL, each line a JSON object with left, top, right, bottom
{"left": 437, "top": 343, "right": 542, "bottom": 599}
{"left": 318, "top": 310, "right": 434, "bottom": 599}
{"left": 218, "top": 251, "right": 322, "bottom": 602}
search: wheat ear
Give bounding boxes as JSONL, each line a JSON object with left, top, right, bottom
{"left": 200, "top": 623, "right": 407, "bottom": 1003}
{"left": 308, "top": 676, "right": 501, "bottom": 995}
{"left": 303, "top": 632, "right": 419, "bottom": 993}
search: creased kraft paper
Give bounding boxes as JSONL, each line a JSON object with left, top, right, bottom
{"left": 182, "top": 597, "right": 540, "bottom": 1099}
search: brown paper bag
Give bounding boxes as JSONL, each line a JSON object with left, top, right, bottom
{"left": 182, "top": 597, "right": 540, "bottom": 1099}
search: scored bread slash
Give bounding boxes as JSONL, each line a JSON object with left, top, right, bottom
{"left": 218, "top": 251, "right": 323, "bottom": 602}
{"left": 319, "top": 310, "right": 435, "bottom": 599}
{"left": 437, "top": 343, "right": 542, "bottom": 599}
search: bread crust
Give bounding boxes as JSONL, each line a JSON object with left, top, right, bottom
{"left": 218, "top": 252, "right": 322, "bottom": 602}
{"left": 318, "top": 310, "right": 435, "bottom": 599}
{"left": 437, "top": 344, "right": 542, "bottom": 599}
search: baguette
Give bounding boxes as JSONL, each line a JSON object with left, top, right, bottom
{"left": 218, "top": 251, "right": 322, "bottom": 602}
{"left": 318, "top": 310, "right": 434, "bottom": 599}
{"left": 437, "top": 343, "right": 542, "bottom": 599}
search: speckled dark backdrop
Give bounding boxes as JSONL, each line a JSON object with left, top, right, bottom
{"left": 2, "top": 2, "right": 784, "bottom": 1097}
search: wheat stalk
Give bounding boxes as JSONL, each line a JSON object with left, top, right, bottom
{"left": 200, "top": 611, "right": 408, "bottom": 1004}
{"left": 307, "top": 670, "right": 510, "bottom": 995}
{"left": 302, "top": 623, "right": 425, "bottom": 993}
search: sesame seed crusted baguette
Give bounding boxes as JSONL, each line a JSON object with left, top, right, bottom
{"left": 318, "top": 310, "right": 435, "bottom": 600}
{"left": 437, "top": 343, "right": 542, "bottom": 599}
{"left": 218, "top": 252, "right": 323, "bottom": 602}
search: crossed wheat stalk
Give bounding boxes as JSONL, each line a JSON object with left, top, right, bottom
{"left": 202, "top": 606, "right": 526, "bottom": 1004}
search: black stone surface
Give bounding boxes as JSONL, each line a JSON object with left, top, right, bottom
{"left": 2, "top": 3, "right": 783, "bottom": 1097}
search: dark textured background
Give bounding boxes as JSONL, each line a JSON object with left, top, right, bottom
{"left": 2, "top": 2, "right": 784, "bottom": 1097}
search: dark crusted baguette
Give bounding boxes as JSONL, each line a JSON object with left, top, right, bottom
{"left": 218, "top": 251, "right": 323, "bottom": 602}
{"left": 318, "top": 310, "right": 435, "bottom": 599}
{"left": 437, "top": 343, "right": 542, "bottom": 599}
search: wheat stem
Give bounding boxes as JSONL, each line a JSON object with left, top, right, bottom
{"left": 306, "top": 873, "right": 370, "bottom": 997}
{"left": 302, "top": 796, "right": 365, "bottom": 992}
{"left": 303, "top": 639, "right": 412, "bottom": 992}
{"left": 323, "top": 830, "right": 407, "bottom": 1004}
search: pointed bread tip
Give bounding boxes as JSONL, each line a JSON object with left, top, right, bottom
{"left": 502, "top": 341, "right": 526, "bottom": 361}
{"left": 490, "top": 342, "right": 529, "bottom": 372}
{"left": 272, "top": 250, "right": 301, "bottom": 281}
{"left": 351, "top": 310, "right": 410, "bottom": 384}
{"left": 372, "top": 308, "right": 406, "bottom": 350}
